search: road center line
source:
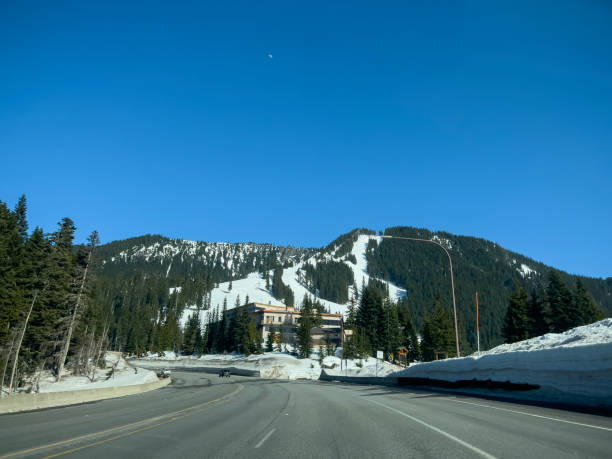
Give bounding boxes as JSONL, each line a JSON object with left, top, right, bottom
{"left": 445, "top": 398, "right": 612, "bottom": 432}
{"left": 367, "top": 398, "right": 498, "bottom": 459}
{"left": 255, "top": 428, "right": 276, "bottom": 449}
{"left": 0, "top": 384, "right": 244, "bottom": 459}
{"left": 41, "top": 417, "right": 179, "bottom": 459}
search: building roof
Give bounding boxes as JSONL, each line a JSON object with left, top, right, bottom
{"left": 247, "top": 302, "right": 342, "bottom": 318}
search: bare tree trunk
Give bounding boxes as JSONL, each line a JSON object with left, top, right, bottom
{"left": 8, "top": 290, "right": 39, "bottom": 394}
{"left": 33, "top": 358, "right": 47, "bottom": 394}
{"left": 74, "top": 324, "right": 89, "bottom": 376}
{"left": 56, "top": 249, "right": 92, "bottom": 382}
{"left": 1, "top": 331, "right": 18, "bottom": 397}
{"left": 94, "top": 317, "right": 110, "bottom": 369}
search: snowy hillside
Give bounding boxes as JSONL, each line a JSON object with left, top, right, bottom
{"left": 100, "top": 235, "right": 312, "bottom": 279}
{"left": 181, "top": 234, "right": 406, "bottom": 326}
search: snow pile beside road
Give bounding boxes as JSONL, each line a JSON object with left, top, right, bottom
{"left": 479, "top": 319, "right": 612, "bottom": 354}
{"left": 322, "top": 356, "right": 401, "bottom": 377}
{"left": 26, "top": 353, "right": 158, "bottom": 394}
{"left": 133, "top": 350, "right": 401, "bottom": 380}
{"left": 391, "top": 319, "right": 612, "bottom": 407}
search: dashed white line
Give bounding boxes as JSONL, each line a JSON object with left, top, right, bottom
{"left": 446, "top": 398, "right": 612, "bottom": 432}
{"left": 367, "top": 399, "right": 498, "bottom": 459}
{"left": 254, "top": 428, "right": 276, "bottom": 449}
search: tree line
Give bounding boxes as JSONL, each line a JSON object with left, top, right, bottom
{"left": 365, "top": 226, "right": 611, "bottom": 350}
{"left": 193, "top": 297, "right": 262, "bottom": 356}
{"left": 503, "top": 269, "right": 604, "bottom": 343}
{"left": 1, "top": 195, "right": 104, "bottom": 394}
{"left": 302, "top": 260, "right": 354, "bottom": 304}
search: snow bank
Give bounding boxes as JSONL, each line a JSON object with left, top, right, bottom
{"left": 478, "top": 319, "right": 612, "bottom": 354}
{"left": 133, "top": 350, "right": 401, "bottom": 380}
{"left": 391, "top": 319, "right": 612, "bottom": 407}
{"left": 22, "top": 353, "right": 158, "bottom": 394}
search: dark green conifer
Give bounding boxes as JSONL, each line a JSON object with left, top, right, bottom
{"left": 545, "top": 270, "right": 575, "bottom": 333}
{"left": 573, "top": 280, "right": 604, "bottom": 326}
{"left": 266, "top": 325, "right": 276, "bottom": 352}
{"left": 420, "top": 299, "right": 455, "bottom": 361}
{"left": 502, "top": 285, "right": 530, "bottom": 343}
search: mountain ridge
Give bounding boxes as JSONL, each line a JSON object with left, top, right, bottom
{"left": 94, "top": 227, "right": 611, "bottom": 352}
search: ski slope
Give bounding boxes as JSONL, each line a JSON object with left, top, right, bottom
{"left": 180, "top": 234, "right": 406, "bottom": 326}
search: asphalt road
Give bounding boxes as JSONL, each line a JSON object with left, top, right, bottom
{"left": 1, "top": 372, "right": 611, "bottom": 458}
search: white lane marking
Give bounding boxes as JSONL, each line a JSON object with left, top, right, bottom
{"left": 254, "top": 428, "right": 276, "bottom": 449}
{"left": 367, "top": 399, "right": 498, "bottom": 459}
{"left": 446, "top": 398, "right": 612, "bottom": 432}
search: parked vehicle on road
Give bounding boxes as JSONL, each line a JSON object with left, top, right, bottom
{"left": 157, "top": 369, "right": 171, "bottom": 379}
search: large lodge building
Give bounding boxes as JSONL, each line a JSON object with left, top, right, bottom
{"left": 227, "top": 302, "right": 344, "bottom": 347}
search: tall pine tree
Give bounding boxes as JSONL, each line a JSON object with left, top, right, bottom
{"left": 502, "top": 285, "right": 530, "bottom": 343}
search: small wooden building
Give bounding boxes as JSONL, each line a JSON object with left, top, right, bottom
{"left": 397, "top": 346, "right": 409, "bottom": 367}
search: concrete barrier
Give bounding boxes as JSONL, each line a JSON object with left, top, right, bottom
{"left": 0, "top": 377, "right": 171, "bottom": 415}
{"left": 319, "top": 370, "right": 398, "bottom": 386}
{"left": 132, "top": 361, "right": 261, "bottom": 377}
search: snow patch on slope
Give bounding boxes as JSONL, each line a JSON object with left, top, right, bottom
{"left": 348, "top": 235, "right": 406, "bottom": 303}
{"left": 518, "top": 263, "right": 536, "bottom": 278}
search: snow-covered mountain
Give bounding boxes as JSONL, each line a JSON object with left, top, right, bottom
{"left": 181, "top": 234, "right": 407, "bottom": 326}
{"left": 97, "top": 227, "right": 612, "bottom": 348}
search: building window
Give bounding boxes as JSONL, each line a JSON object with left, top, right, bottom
{"left": 278, "top": 316, "right": 282, "bottom": 323}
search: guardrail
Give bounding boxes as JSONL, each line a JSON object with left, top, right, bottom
{"left": 0, "top": 377, "right": 171, "bottom": 414}
{"left": 319, "top": 370, "right": 398, "bottom": 386}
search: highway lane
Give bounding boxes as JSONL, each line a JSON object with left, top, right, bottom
{"left": 0, "top": 372, "right": 611, "bottom": 458}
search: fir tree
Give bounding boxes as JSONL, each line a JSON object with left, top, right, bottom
{"left": 219, "top": 302, "right": 228, "bottom": 352}
{"left": 398, "top": 300, "right": 420, "bottom": 361}
{"left": 266, "top": 325, "right": 276, "bottom": 352}
{"left": 573, "top": 279, "right": 604, "bottom": 326}
{"left": 527, "top": 290, "right": 548, "bottom": 338}
{"left": 356, "top": 285, "right": 385, "bottom": 355}
{"left": 14, "top": 194, "right": 28, "bottom": 242}
{"left": 382, "top": 298, "right": 401, "bottom": 359}
{"left": 324, "top": 333, "right": 335, "bottom": 357}
{"left": 545, "top": 270, "right": 575, "bottom": 333}
{"left": 502, "top": 285, "right": 530, "bottom": 343}
{"left": 296, "top": 295, "right": 321, "bottom": 358}
{"left": 420, "top": 299, "right": 455, "bottom": 361}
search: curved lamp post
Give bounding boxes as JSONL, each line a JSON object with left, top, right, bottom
{"left": 380, "top": 235, "right": 460, "bottom": 357}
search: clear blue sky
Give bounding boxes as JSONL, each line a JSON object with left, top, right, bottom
{"left": 1, "top": 1, "right": 611, "bottom": 278}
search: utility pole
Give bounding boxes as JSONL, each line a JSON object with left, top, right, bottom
{"left": 476, "top": 292, "right": 480, "bottom": 356}
{"left": 381, "top": 235, "right": 461, "bottom": 357}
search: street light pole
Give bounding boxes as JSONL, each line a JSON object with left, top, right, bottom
{"left": 380, "top": 235, "right": 461, "bottom": 358}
